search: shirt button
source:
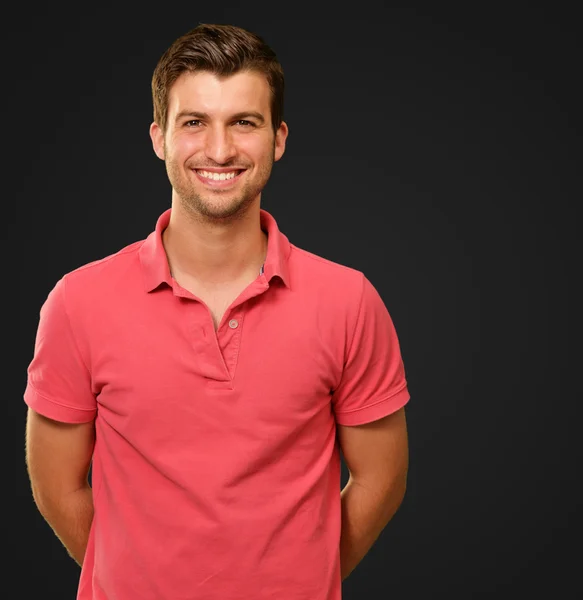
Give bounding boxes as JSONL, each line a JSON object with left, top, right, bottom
{"left": 228, "top": 319, "right": 239, "bottom": 329}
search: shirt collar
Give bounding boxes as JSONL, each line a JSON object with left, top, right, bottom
{"left": 139, "top": 208, "right": 292, "bottom": 293}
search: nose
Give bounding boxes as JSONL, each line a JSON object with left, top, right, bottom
{"left": 204, "top": 125, "right": 237, "bottom": 165}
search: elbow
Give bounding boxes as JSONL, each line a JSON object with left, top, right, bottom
{"left": 30, "top": 486, "right": 57, "bottom": 519}
{"left": 396, "top": 480, "right": 407, "bottom": 510}
{"left": 385, "top": 469, "right": 408, "bottom": 518}
{"left": 29, "top": 481, "right": 48, "bottom": 515}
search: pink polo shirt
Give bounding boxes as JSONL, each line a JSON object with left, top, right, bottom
{"left": 24, "top": 207, "right": 410, "bottom": 600}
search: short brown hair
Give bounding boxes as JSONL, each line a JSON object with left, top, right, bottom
{"left": 151, "top": 23, "right": 285, "bottom": 134}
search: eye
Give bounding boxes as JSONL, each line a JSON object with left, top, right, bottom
{"left": 185, "top": 120, "right": 202, "bottom": 127}
{"left": 236, "top": 120, "right": 255, "bottom": 127}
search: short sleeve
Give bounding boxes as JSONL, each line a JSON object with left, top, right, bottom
{"left": 332, "top": 274, "right": 410, "bottom": 426}
{"left": 24, "top": 277, "right": 97, "bottom": 423}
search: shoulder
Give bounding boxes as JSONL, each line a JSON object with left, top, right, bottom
{"left": 288, "top": 243, "right": 366, "bottom": 310}
{"left": 61, "top": 239, "right": 145, "bottom": 293}
{"left": 38, "top": 240, "right": 149, "bottom": 324}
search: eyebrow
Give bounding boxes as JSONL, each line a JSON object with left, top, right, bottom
{"left": 175, "top": 110, "right": 266, "bottom": 124}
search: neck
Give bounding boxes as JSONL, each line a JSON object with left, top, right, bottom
{"left": 162, "top": 197, "right": 267, "bottom": 287}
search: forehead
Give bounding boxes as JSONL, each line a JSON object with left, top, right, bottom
{"left": 167, "top": 70, "right": 271, "bottom": 118}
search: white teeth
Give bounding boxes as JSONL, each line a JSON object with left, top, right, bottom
{"left": 197, "top": 170, "right": 239, "bottom": 181}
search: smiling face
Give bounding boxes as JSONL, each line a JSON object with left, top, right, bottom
{"left": 150, "top": 70, "right": 288, "bottom": 221}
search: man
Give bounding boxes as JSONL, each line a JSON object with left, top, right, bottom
{"left": 24, "top": 23, "right": 410, "bottom": 600}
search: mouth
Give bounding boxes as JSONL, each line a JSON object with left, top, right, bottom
{"left": 193, "top": 168, "right": 246, "bottom": 188}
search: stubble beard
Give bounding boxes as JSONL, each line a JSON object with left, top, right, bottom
{"left": 165, "top": 146, "right": 275, "bottom": 224}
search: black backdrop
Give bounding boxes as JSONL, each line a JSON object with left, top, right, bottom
{"left": 13, "top": 4, "right": 580, "bottom": 599}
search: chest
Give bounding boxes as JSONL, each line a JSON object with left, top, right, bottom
{"left": 201, "top": 292, "right": 236, "bottom": 330}
{"left": 175, "top": 277, "right": 255, "bottom": 330}
{"left": 88, "top": 283, "right": 346, "bottom": 476}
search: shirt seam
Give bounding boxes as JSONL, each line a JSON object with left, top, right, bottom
{"left": 62, "top": 275, "right": 92, "bottom": 376}
{"left": 343, "top": 271, "right": 366, "bottom": 370}
{"left": 290, "top": 244, "right": 363, "bottom": 276}
{"left": 64, "top": 240, "right": 144, "bottom": 277}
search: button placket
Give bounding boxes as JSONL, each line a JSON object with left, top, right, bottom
{"left": 217, "top": 312, "right": 243, "bottom": 380}
{"left": 203, "top": 276, "right": 267, "bottom": 384}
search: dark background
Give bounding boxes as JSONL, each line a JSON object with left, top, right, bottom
{"left": 13, "top": 3, "right": 580, "bottom": 599}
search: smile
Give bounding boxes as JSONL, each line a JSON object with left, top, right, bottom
{"left": 193, "top": 169, "right": 246, "bottom": 188}
{"left": 196, "top": 169, "right": 242, "bottom": 181}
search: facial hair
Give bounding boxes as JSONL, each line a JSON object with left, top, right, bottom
{"left": 164, "top": 141, "right": 276, "bottom": 225}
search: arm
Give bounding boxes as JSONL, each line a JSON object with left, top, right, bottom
{"left": 337, "top": 407, "right": 409, "bottom": 581}
{"left": 25, "top": 407, "right": 96, "bottom": 567}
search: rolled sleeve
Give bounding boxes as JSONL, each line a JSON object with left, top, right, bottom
{"left": 332, "top": 274, "right": 410, "bottom": 426}
{"left": 24, "top": 277, "right": 97, "bottom": 423}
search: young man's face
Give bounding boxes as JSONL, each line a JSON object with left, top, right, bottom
{"left": 150, "top": 70, "right": 288, "bottom": 220}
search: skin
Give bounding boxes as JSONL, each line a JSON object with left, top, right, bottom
{"left": 149, "top": 70, "right": 289, "bottom": 286}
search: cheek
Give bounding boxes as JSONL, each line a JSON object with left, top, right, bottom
{"left": 168, "top": 134, "right": 202, "bottom": 161}
{"left": 240, "top": 139, "right": 273, "bottom": 164}
{"left": 242, "top": 128, "right": 273, "bottom": 148}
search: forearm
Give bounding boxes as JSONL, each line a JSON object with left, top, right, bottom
{"left": 339, "top": 477, "right": 405, "bottom": 582}
{"left": 37, "top": 485, "right": 94, "bottom": 567}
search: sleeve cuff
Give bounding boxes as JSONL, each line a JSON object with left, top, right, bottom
{"left": 24, "top": 383, "right": 96, "bottom": 423}
{"left": 334, "top": 386, "right": 410, "bottom": 426}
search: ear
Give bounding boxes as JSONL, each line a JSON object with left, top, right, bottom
{"left": 274, "top": 121, "right": 289, "bottom": 162}
{"left": 149, "top": 122, "right": 165, "bottom": 160}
